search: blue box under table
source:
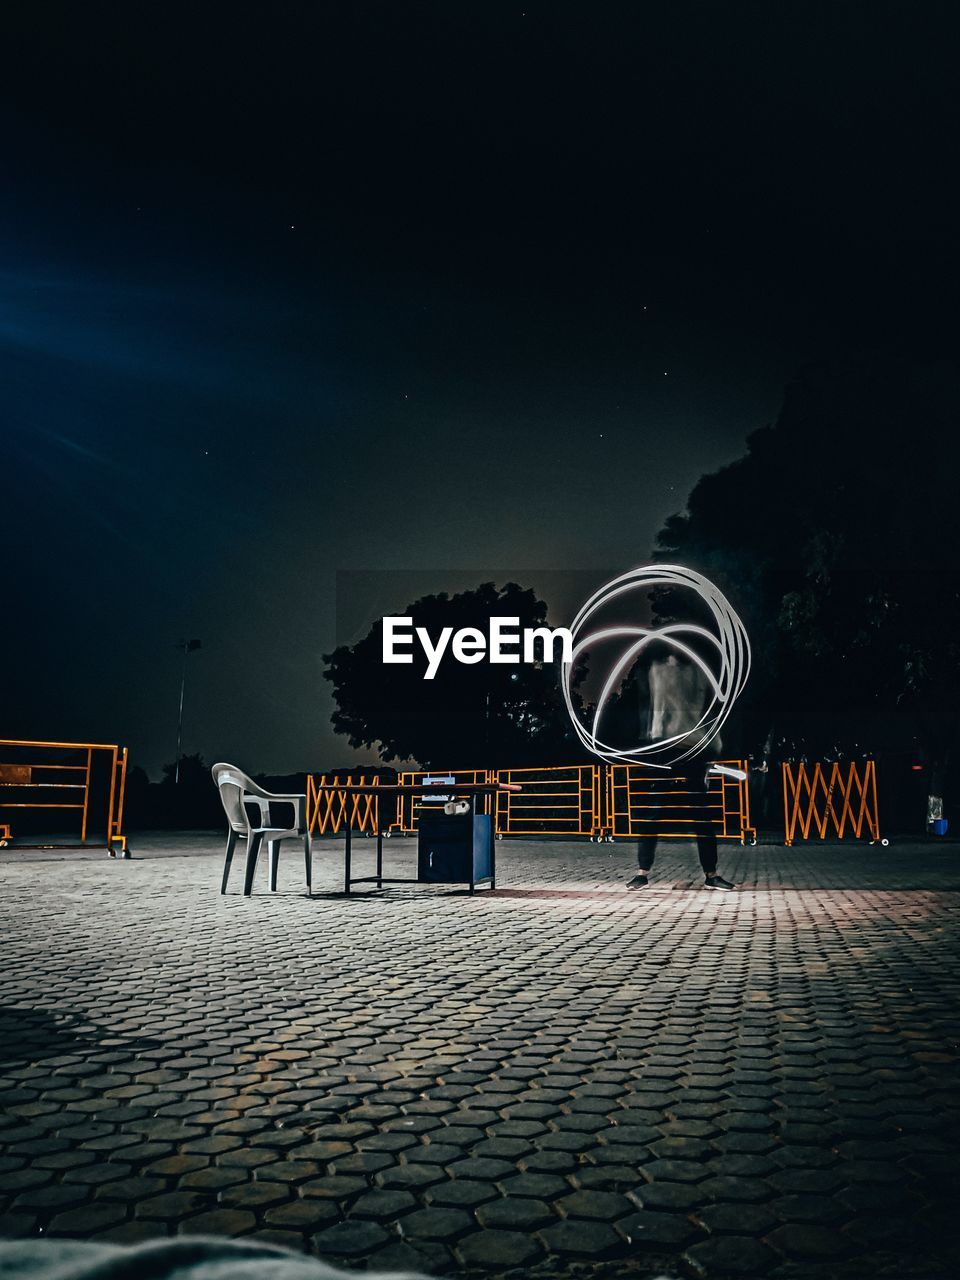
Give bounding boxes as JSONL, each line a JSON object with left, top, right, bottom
{"left": 417, "top": 811, "right": 494, "bottom": 888}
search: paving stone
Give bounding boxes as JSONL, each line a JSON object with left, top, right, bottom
{"left": 572, "top": 1164, "right": 642, "bottom": 1191}
{"left": 766, "top": 1222, "right": 851, "bottom": 1258}
{"left": 538, "top": 1219, "right": 622, "bottom": 1256}
{"left": 697, "top": 1202, "right": 779, "bottom": 1234}
{"left": 642, "top": 1159, "right": 711, "bottom": 1184}
{"left": 145, "top": 1155, "right": 208, "bottom": 1176}
{"left": 216, "top": 1148, "right": 279, "bottom": 1170}
{"left": 0, "top": 1213, "right": 39, "bottom": 1237}
{"left": 682, "top": 1234, "right": 777, "bottom": 1275}
{"left": 836, "top": 1182, "right": 904, "bottom": 1212}
{"left": 368, "top": 1241, "right": 449, "bottom": 1274}
{"left": 552, "top": 1113, "right": 609, "bottom": 1134}
{"left": 618, "top": 1208, "right": 701, "bottom": 1247}
{"left": 180, "top": 1209, "right": 256, "bottom": 1235}
{"left": 397, "top": 1206, "right": 473, "bottom": 1240}
{"left": 350, "top": 1188, "right": 416, "bottom": 1220}
{"left": 700, "top": 1176, "right": 773, "bottom": 1202}
{"left": 302, "top": 1175, "right": 368, "bottom": 1198}
{"left": 136, "top": 1191, "right": 214, "bottom": 1219}
{"left": 245, "top": 1229, "right": 304, "bottom": 1250}
{"left": 62, "top": 1162, "right": 131, "bottom": 1186}
{"left": 650, "top": 1136, "right": 715, "bottom": 1160}
{"left": 48, "top": 1202, "right": 127, "bottom": 1235}
{"left": 91, "top": 1222, "right": 163, "bottom": 1245}
{"left": 254, "top": 1159, "right": 321, "bottom": 1184}
{"left": 522, "top": 1150, "right": 579, "bottom": 1173}
{"left": 179, "top": 1168, "right": 246, "bottom": 1191}
{"left": 456, "top": 1228, "right": 543, "bottom": 1267}
{"left": 770, "top": 1193, "right": 848, "bottom": 1224}
{"left": 13, "top": 1185, "right": 88, "bottom": 1212}
{"left": 537, "top": 1131, "right": 598, "bottom": 1153}
{"left": 445, "top": 1156, "right": 516, "bottom": 1180}
{"left": 476, "top": 1196, "right": 554, "bottom": 1229}
{"left": 312, "top": 1219, "right": 390, "bottom": 1256}
{"left": 425, "top": 1178, "right": 498, "bottom": 1208}
{"left": 557, "top": 1188, "right": 634, "bottom": 1220}
{"left": 841, "top": 1210, "right": 918, "bottom": 1249}
{"left": 264, "top": 1199, "right": 341, "bottom": 1229}
{"left": 472, "top": 1136, "right": 534, "bottom": 1158}
{"left": 95, "top": 1175, "right": 167, "bottom": 1201}
{"left": 295, "top": 1141, "right": 352, "bottom": 1161}
{"left": 219, "top": 1181, "right": 290, "bottom": 1209}
{"left": 0, "top": 1170, "right": 52, "bottom": 1194}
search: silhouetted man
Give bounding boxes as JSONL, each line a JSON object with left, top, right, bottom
{"left": 626, "top": 763, "right": 735, "bottom": 890}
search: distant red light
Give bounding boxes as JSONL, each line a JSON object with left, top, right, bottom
{"left": 911, "top": 764, "right": 923, "bottom": 771}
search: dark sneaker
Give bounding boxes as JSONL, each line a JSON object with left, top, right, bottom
{"left": 704, "top": 875, "right": 735, "bottom": 891}
{"left": 626, "top": 874, "right": 649, "bottom": 889}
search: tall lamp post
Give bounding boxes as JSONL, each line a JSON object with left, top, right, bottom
{"left": 174, "top": 639, "right": 202, "bottom": 784}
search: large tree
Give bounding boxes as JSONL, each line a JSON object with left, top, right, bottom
{"left": 656, "top": 357, "right": 960, "bottom": 777}
{"left": 323, "top": 582, "right": 583, "bottom": 768}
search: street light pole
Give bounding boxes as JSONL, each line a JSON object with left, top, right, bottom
{"left": 174, "top": 639, "right": 202, "bottom": 783}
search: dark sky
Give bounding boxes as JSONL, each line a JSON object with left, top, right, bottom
{"left": 2, "top": 2, "right": 957, "bottom": 775}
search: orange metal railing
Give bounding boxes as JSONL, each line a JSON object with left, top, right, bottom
{"left": 0, "top": 739, "right": 129, "bottom": 855}
{"left": 366, "top": 761, "right": 757, "bottom": 842}
{"left": 391, "top": 768, "right": 494, "bottom": 834}
{"left": 494, "top": 764, "right": 601, "bottom": 838}
{"left": 306, "top": 774, "right": 387, "bottom": 836}
{"left": 608, "top": 760, "right": 755, "bottom": 843}
{"left": 782, "top": 760, "right": 881, "bottom": 845}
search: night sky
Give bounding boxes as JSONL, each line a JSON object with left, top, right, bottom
{"left": 3, "top": 2, "right": 957, "bottom": 775}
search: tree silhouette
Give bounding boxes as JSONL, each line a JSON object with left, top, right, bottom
{"left": 655, "top": 356, "right": 960, "bottom": 779}
{"left": 323, "top": 582, "right": 584, "bottom": 768}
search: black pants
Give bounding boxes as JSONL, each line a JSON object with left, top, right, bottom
{"left": 637, "top": 771, "right": 718, "bottom": 875}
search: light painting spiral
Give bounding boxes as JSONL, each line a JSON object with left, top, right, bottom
{"left": 560, "top": 564, "right": 751, "bottom": 768}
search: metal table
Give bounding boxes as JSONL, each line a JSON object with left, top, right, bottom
{"left": 327, "top": 782, "right": 521, "bottom": 894}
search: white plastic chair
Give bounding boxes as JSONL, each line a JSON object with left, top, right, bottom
{"left": 212, "top": 763, "right": 311, "bottom": 896}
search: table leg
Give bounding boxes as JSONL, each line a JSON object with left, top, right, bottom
{"left": 490, "top": 808, "right": 496, "bottom": 889}
{"left": 345, "top": 822, "right": 352, "bottom": 894}
{"left": 469, "top": 796, "right": 475, "bottom": 893}
{"left": 376, "top": 823, "right": 383, "bottom": 888}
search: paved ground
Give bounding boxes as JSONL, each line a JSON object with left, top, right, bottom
{"left": 1, "top": 833, "right": 959, "bottom": 1279}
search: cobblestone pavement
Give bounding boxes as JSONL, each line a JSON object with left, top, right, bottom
{"left": 1, "top": 834, "right": 959, "bottom": 1279}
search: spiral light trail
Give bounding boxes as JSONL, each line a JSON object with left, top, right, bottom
{"left": 560, "top": 564, "right": 751, "bottom": 768}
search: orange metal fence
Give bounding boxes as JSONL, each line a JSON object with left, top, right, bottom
{"left": 0, "top": 748, "right": 885, "bottom": 850}
{"left": 305, "top": 774, "right": 387, "bottom": 836}
{"left": 782, "top": 760, "right": 882, "bottom": 845}
{"left": 495, "top": 764, "right": 601, "bottom": 838}
{"left": 370, "top": 761, "right": 755, "bottom": 843}
{"left": 304, "top": 760, "right": 891, "bottom": 846}
{"left": 391, "top": 768, "right": 494, "bottom": 834}
{"left": 0, "top": 739, "right": 129, "bottom": 855}
{"left": 608, "top": 760, "right": 755, "bottom": 843}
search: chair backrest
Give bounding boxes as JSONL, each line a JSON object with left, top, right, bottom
{"left": 211, "top": 762, "right": 258, "bottom": 833}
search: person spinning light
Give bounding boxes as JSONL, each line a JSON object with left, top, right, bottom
{"left": 626, "top": 655, "right": 735, "bottom": 891}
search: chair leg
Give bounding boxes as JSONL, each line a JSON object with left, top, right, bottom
{"left": 304, "top": 833, "right": 312, "bottom": 894}
{"left": 268, "top": 840, "right": 280, "bottom": 891}
{"left": 243, "top": 832, "right": 263, "bottom": 896}
{"left": 220, "top": 829, "right": 238, "bottom": 894}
